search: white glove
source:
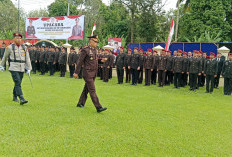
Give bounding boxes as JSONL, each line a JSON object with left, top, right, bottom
{"left": 26, "top": 70, "right": 31, "bottom": 74}
{"left": 0, "top": 66, "right": 5, "bottom": 72}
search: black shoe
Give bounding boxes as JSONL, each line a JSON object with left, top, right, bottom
{"left": 13, "top": 96, "right": 19, "bottom": 103}
{"left": 205, "top": 91, "right": 209, "bottom": 93}
{"left": 77, "top": 104, "right": 85, "bottom": 108}
{"left": 19, "top": 95, "right": 28, "bottom": 105}
{"left": 189, "top": 88, "right": 193, "bottom": 91}
{"left": 97, "top": 107, "right": 107, "bottom": 113}
{"left": 130, "top": 83, "right": 134, "bottom": 85}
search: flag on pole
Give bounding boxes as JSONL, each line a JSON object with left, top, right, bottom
{"left": 91, "top": 22, "right": 96, "bottom": 36}
{"left": 165, "top": 18, "right": 175, "bottom": 51}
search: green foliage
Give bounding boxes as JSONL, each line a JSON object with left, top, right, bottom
{"left": 28, "top": 9, "right": 49, "bottom": 18}
{"left": 178, "top": 0, "right": 232, "bottom": 42}
{"left": 1, "top": 71, "right": 232, "bottom": 155}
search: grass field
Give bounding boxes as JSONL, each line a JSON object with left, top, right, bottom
{"left": 0, "top": 70, "right": 232, "bottom": 156}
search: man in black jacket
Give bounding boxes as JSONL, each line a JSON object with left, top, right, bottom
{"left": 115, "top": 47, "right": 126, "bottom": 84}
{"left": 128, "top": 47, "right": 141, "bottom": 85}
{"left": 214, "top": 52, "right": 224, "bottom": 89}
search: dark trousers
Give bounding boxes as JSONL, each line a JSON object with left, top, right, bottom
{"left": 49, "top": 62, "right": 55, "bottom": 76}
{"left": 36, "top": 60, "right": 40, "bottom": 72}
{"left": 151, "top": 70, "right": 157, "bottom": 84}
{"left": 131, "top": 68, "right": 139, "bottom": 85}
{"left": 69, "top": 65, "right": 75, "bottom": 78}
{"left": 174, "top": 73, "right": 182, "bottom": 88}
{"left": 109, "top": 67, "right": 112, "bottom": 79}
{"left": 45, "top": 63, "right": 48, "bottom": 73}
{"left": 181, "top": 73, "right": 188, "bottom": 87}
{"left": 125, "top": 67, "right": 131, "bottom": 83}
{"left": 78, "top": 77, "right": 102, "bottom": 109}
{"left": 224, "top": 77, "right": 232, "bottom": 95}
{"left": 214, "top": 74, "right": 221, "bottom": 88}
{"left": 10, "top": 71, "right": 24, "bottom": 97}
{"left": 158, "top": 70, "right": 166, "bottom": 86}
{"left": 145, "top": 69, "right": 152, "bottom": 85}
{"left": 166, "top": 70, "right": 173, "bottom": 85}
{"left": 206, "top": 75, "right": 215, "bottom": 93}
{"left": 138, "top": 68, "right": 143, "bottom": 84}
{"left": 117, "top": 68, "right": 124, "bottom": 84}
{"left": 31, "top": 61, "right": 36, "bottom": 73}
{"left": 56, "top": 63, "right": 60, "bottom": 72}
{"left": 99, "top": 67, "right": 103, "bottom": 80}
{"left": 198, "top": 75, "right": 202, "bottom": 88}
{"left": 201, "top": 75, "right": 206, "bottom": 86}
{"left": 60, "top": 64, "right": 66, "bottom": 77}
{"left": 189, "top": 73, "right": 198, "bottom": 90}
{"left": 40, "top": 62, "right": 45, "bottom": 74}
{"left": 103, "top": 67, "right": 110, "bottom": 82}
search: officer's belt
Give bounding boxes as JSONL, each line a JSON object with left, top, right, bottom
{"left": 9, "top": 59, "right": 26, "bottom": 63}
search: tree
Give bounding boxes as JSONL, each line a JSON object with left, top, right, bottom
{"left": 178, "top": 0, "right": 231, "bottom": 42}
{"left": 0, "top": 0, "right": 25, "bottom": 38}
{"left": 28, "top": 9, "right": 49, "bottom": 18}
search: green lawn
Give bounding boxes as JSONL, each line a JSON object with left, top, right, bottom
{"left": 0, "top": 71, "right": 232, "bottom": 156}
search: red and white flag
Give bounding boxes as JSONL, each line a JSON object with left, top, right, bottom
{"left": 91, "top": 22, "right": 96, "bottom": 36}
{"left": 165, "top": 18, "right": 175, "bottom": 51}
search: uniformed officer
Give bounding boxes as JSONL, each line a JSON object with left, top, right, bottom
{"left": 201, "top": 52, "right": 207, "bottom": 86}
{"left": 197, "top": 51, "right": 203, "bottom": 89}
{"left": 214, "top": 52, "right": 224, "bottom": 89}
{"left": 102, "top": 49, "right": 112, "bottom": 82}
{"left": 55, "top": 47, "right": 61, "bottom": 72}
{"left": 166, "top": 50, "right": 173, "bottom": 85}
{"left": 143, "top": 49, "right": 154, "bottom": 86}
{"left": 115, "top": 47, "right": 126, "bottom": 84}
{"left": 187, "top": 51, "right": 202, "bottom": 91}
{"left": 47, "top": 46, "right": 56, "bottom": 76}
{"left": 75, "top": 47, "right": 83, "bottom": 79}
{"left": 73, "top": 35, "right": 107, "bottom": 113}
{"left": 27, "top": 20, "right": 36, "bottom": 36}
{"left": 109, "top": 50, "right": 115, "bottom": 79}
{"left": 151, "top": 50, "right": 159, "bottom": 85}
{"left": 29, "top": 45, "right": 37, "bottom": 74}
{"left": 0, "top": 42, "right": 6, "bottom": 60}
{"left": 138, "top": 49, "right": 144, "bottom": 84}
{"left": 182, "top": 52, "right": 189, "bottom": 87}
{"left": 204, "top": 52, "right": 218, "bottom": 93}
{"left": 68, "top": 46, "right": 76, "bottom": 78}
{"left": 173, "top": 50, "right": 184, "bottom": 89}
{"left": 0, "top": 33, "right": 32, "bottom": 105}
{"left": 157, "top": 49, "right": 167, "bottom": 87}
{"left": 125, "top": 49, "right": 132, "bottom": 83}
{"left": 36, "top": 46, "right": 40, "bottom": 72}
{"left": 59, "top": 47, "right": 67, "bottom": 77}
{"left": 128, "top": 47, "right": 141, "bottom": 85}
{"left": 222, "top": 53, "right": 232, "bottom": 95}
{"left": 39, "top": 46, "right": 46, "bottom": 75}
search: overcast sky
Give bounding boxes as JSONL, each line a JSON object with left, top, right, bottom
{"left": 12, "top": 0, "right": 177, "bottom": 14}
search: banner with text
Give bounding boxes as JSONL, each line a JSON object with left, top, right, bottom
{"left": 25, "top": 15, "right": 85, "bottom": 40}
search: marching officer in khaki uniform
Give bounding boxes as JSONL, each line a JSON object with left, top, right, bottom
{"left": 204, "top": 52, "right": 218, "bottom": 93}
{"left": 157, "top": 49, "right": 167, "bottom": 87}
{"left": 0, "top": 33, "right": 32, "bottom": 105}
{"left": 143, "top": 49, "right": 154, "bottom": 86}
{"left": 125, "top": 49, "right": 132, "bottom": 83}
{"left": 222, "top": 53, "right": 232, "bottom": 95}
{"left": 74, "top": 35, "right": 107, "bottom": 113}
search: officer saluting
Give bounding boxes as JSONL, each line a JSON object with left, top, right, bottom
{"left": 73, "top": 35, "right": 107, "bottom": 113}
{"left": 0, "top": 33, "right": 32, "bottom": 105}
